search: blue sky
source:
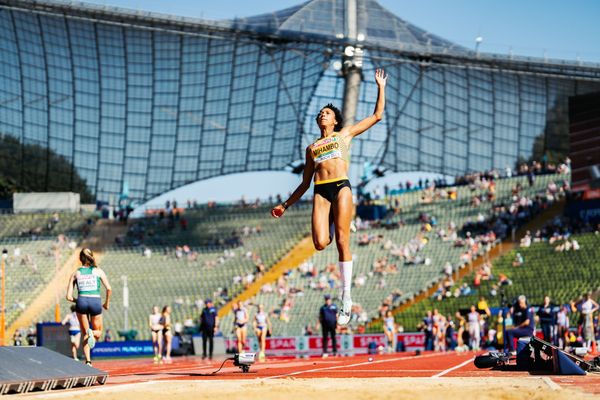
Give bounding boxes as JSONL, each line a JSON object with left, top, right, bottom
{"left": 97, "top": 0, "right": 600, "bottom": 63}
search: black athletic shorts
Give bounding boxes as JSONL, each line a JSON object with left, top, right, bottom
{"left": 75, "top": 296, "right": 103, "bottom": 316}
{"left": 314, "top": 179, "right": 352, "bottom": 203}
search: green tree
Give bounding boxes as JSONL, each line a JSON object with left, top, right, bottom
{"left": 0, "top": 134, "right": 94, "bottom": 202}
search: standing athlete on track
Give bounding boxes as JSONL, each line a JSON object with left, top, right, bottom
{"left": 61, "top": 305, "right": 81, "bottom": 360}
{"left": 66, "top": 248, "right": 111, "bottom": 366}
{"left": 271, "top": 69, "right": 387, "bottom": 325}
{"left": 253, "top": 304, "right": 271, "bottom": 362}
{"left": 149, "top": 306, "right": 164, "bottom": 364}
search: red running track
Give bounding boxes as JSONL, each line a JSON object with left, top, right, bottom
{"left": 92, "top": 352, "right": 600, "bottom": 395}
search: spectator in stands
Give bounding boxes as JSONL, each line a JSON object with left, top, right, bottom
{"left": 319, "top": 295, "right": 338, "bottom": 357}
{"left": 354, "top": 272, "right": 367, "bottom": 288}
{"left": 460, "top": 283, "right": 472, "bottom": 296}
{"left": 498, "top": 273, "right": 512, "bottom": 287}
{"left": 520, "top": 232, "right": 532, "bottom": 248}
{"left": 199, "top": 299, "right": 218, "bottom": 361}
{"left": 303, "top": 324, "right": 315, "bottom": 336}
{"left": 477, "top": 296, "right": 491, "bottom": 317}
{"left": 512, "top": 252, "right": 524, "bottom": 267}
{"left": 537, "top": 295, "right": 556, "bottom": 344}
{"left": 505, "top": 295, "right": 535, "bottom": 353}
{"left": 280, "top": 298, "right": 292, "bottom": 323}
{"left": 443, "top": 261, "right": 453, "bottom": 276}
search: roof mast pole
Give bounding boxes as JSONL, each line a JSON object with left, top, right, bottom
{"left": 341, "top": 0, "right": 363, "bottom": 127}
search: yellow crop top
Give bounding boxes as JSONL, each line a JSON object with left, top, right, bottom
{"left": 309, "top": 134, "right": 350, "bottom": 165}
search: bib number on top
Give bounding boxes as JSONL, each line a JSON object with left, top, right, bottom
{"left": 77, "top": 274, "right": 98, "bottom": 292}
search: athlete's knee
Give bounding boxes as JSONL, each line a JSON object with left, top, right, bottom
{"left": 313, "top": 236, "right": 329, "bottom": 251}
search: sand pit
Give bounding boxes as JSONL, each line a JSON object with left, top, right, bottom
{"left": 24, "top": 377, "right": 599, "bottom": 400}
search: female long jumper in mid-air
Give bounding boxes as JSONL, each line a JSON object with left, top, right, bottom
{"left": 271, "top": 68, "right": 387, "bottom": 325}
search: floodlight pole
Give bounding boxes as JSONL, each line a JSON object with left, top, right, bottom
{"left": 122, "top": 275, "right": 129, "bottom": 331}
{"left": 341, "top": 0, "right": 362, "bottom": 127}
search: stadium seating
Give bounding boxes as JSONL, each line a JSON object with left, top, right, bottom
{"left": 45, "top": 205, "right": 312, "bottom": 339}
{"left": 0, "top": 212, "right": 91, "bottom": 239}
{"left": 1, "top": 238, "right": 79, "bottom": 327}
{"left": 395, "top": 232, "right": 600, "bottom": 331}
{"left": 32, "top": 173, "right": 566, "bottom": 339}
{"left": 219, "top": 173, "right": 565, "bottom": 336}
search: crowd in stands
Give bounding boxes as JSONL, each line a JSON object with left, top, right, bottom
{"left": 3, "top": 233, "right": 79, "bottom": 315}
{"left": 360, "top": 158, "right": 571, "bottom": 204}
{"left": 418, "top": 290, "right": 599, "bottom": 353}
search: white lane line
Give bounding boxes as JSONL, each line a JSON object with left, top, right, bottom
{"left": 263, "top": 352, "right": 444, "bottom": 380}
{"left": 541, "top": 376, "right": 561, "bottom": 391}
{"left": 430, "top": 357, "right": 474, "bottom": 378}
{"left": 321, "top": 369, "right": 442, "bottom": 373}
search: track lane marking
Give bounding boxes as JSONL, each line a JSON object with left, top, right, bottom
{"left": 263, "top": 352, "right": 458, "bottom": 380}
{"left": 431, "top": 357, "right": 474, "bottom": 377}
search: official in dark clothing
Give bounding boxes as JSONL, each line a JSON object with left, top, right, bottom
{"left": 537, "top": 295, "right": 556, "bottom": 343}
{"left": 319, "top": 295, "right": 337, "bottom": 356}
{"left": 506, "top": 295, "right": 535, "bottom": 352}
{"left": 199, "top": 299, "right": 219, "bottom": 360}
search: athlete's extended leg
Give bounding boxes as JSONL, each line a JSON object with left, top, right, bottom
{"left": 76, "top": 313, "right": 91, "bottom": 363}
{"left": 333, "top": 187, "right": 353, "bottom": 325}
{"left": 312, "top": 194, "right": 332, "bottom": 251}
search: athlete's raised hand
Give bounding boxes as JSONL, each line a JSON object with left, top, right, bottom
{"left": 271, "top": 204, "right": 286, "bottom": 218}
{"left": 375, "top": 68, "right": 387, "bottom": 88}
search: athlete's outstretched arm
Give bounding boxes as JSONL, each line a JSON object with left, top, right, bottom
{"left": 271, "top": 147, "right": 315, "bottom": 218}
{"left": 341, "top": 68, "right": 387, "bottom": 138}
